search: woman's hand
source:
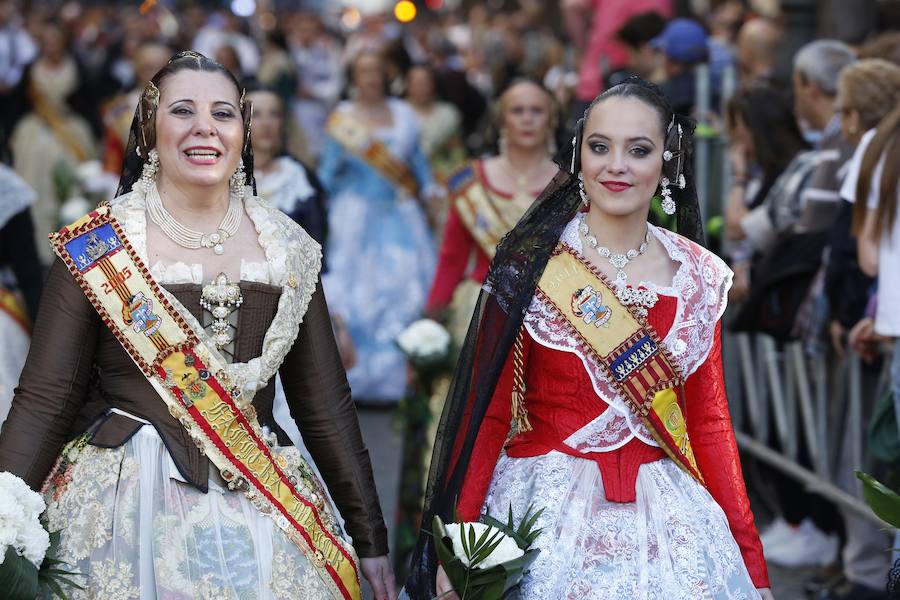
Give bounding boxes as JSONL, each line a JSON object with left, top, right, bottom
{"left": 361, "top": 556, "right": 397, "bottom": 600}
{"left": 757, "top": 587, "right": 775, "bottom": 600}
{"left": 435, "top": 564, "right": 460, "bottom": 600}
{"left": 729, "top": 261, "right": 751, "bottom": 304}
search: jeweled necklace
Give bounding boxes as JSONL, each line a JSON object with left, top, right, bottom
{"left": 578, "top": 213, "right": 659, "bottom": 318}
{"left": 146, "top": 182, "right": 242, "bottom": 255}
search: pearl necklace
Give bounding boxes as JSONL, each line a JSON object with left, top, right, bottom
{"left": 578, "top": 213, "right": 659, "bottom": 318}
{"left": 146, "top": 182, "right": 242, "bottom": 255}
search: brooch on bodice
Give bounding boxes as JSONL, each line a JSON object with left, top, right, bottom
{"left": 200, "top": 272, "right": 243, "bottom": 350}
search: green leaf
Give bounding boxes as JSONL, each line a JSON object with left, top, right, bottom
{"left": 0, "top": 547, "right": 41, "bottom": 600}
{"left": 857, "top": 471, "right": 900, "bottom": 527}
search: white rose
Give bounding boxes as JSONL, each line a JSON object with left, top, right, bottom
{"left": 0, "top": 472, "right": 49, "bottom": 567}
{"left": 396, "top": 319, "right": 451, "bottom": 358}
{"left": 18, "top": 521, "right": 50, "bottom": 567}
{"left": 445, "top": 522, "right": 524, "bottom": 570}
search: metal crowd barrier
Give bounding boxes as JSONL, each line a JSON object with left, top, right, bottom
{"left": 722, "top": 331, "right": 891, "bottom": 525}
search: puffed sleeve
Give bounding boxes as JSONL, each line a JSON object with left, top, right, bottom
{"left": 279, "top": 274, "right": 389, "bottom": 558}
{"left": 684, "top": 321, "right": 770, "bottom": 588}
{"left": 0, "top": 259, "right": 98, "bottom": 489}
{"left": 426, "top": 206, "right": 476, "bottom": 314}
{"left": 455, "top": 331, "right": 531, "bottom": 521}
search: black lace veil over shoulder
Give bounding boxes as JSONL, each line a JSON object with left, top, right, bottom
{"left": 403, "top": 77, "right": 705, "bottom": 598}
{"left": 116, "top": 51, "right": 257, "bottom": 198}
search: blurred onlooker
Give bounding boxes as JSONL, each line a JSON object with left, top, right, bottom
{"left": 10, "top": 18, "right": 97, "bottom": 265}
{"left": 250, "top": 86, "right": 328, "bottom": 250}
{"left": 735, "top": 17, "right": 783, "bottom": 84}
{"left": 705, "top": 0, "right": 744, "bottom": 87}
{"left": 257, "top": 29, "right": 297, "bottom": 109}
{"left": 822, "top": 78, "right": 900, "bottom": 600}
{"left": 100, "top": 40, "right": 170, "bottom": 175}
{"left": 0, "top": 0, "right": 36, "bottom": 158}
{"left": 604, "top": 11, "right": 666, "bottom": 89}
{"left": 562, "top": 0, "right": 673, "bottom": 109}
{"left": 857, "top": 30, "right": 900, "bottom": 64}
{"left": 725, "top": 83, "right": 808, "bottom": 268}
{"left": 405, "top": 64, "right": 466, "bottom": 187}
{"left": 541, "top": 35, "right": 579, "bottom": 111}
{"left": 287, "top": 11, "right": 342, "bottom": 161}
{"left": 192, "top": 11, "right": 259, "bottom": 76}
{"left": 790, "top": 40, "right": 856, "bottom": 233}
{"left": 827, "top": 59, "right": 900, "bottom": 352}
{"left": 650, "top": 18, "right": 710, "bottom": 116}
{"left": 733, "top": 39, "right": 855, "bottom": 249}
{"left": 213, "top": 43, "right": 242, "bottom": 78}
{"left": 430, "top": 35, "right": 487, "bottom": 151}
{"left": 0, "top": 163, "right": 40, "bottom": 424}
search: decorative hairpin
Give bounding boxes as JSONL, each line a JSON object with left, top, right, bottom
{"left": 170, "top": 50, "right": 204, "bottom": 63}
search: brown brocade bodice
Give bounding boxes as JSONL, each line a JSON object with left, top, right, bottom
{"left": 0, "top": 259, "right": 388, "bottom": 558}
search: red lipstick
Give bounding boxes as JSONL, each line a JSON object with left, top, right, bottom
{"left": 601, "top": 180, "right": 633, "bottom": 193}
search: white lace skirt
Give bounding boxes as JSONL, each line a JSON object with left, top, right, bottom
{"left": 482, "top": 452, "right": 761, "bottom": 600}
{"left": 42, "top": 424, "right": 345, "bottom": 600}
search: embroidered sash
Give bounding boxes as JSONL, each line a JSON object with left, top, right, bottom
{"left": 326, "top": 110, "right": 419, "bottom": 198}
{"left": 535, "top": 244, "right": 704, "bottom": 485}
{"left": 448, "top": 164, "right": 533, "bottom": 259}
{"left": 50, "top": 205, "right": 361, "bottom": 600}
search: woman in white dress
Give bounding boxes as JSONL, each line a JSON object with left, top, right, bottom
{"left": 0, "top": 51, "right": 396, "bottom": 600}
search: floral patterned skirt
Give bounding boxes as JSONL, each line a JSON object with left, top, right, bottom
{"left": 482, "top": 452, "right": 761, "bottom": 600}
{"left": 42, "top": 425, "right": 346, "bottom": 600}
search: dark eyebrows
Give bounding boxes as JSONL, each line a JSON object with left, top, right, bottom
{"left": 585, "top": 133, "right": 657, "bottom": 146}
{"left": 167, "top": 99, "right": 238, "bottom": 109}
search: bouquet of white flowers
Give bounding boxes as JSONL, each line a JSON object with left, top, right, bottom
{"left": 0, "top": 472, "right": 81, "bottom": 599}
{"left": 432, "top": 505, "right": 543, "bottom": 599}
{"left": 396, "top": 319, "right": 453, "bottom": 371}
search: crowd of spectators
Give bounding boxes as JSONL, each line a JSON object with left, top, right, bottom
{"left": 1, "top": 0, "right": 900, "bottom": 597}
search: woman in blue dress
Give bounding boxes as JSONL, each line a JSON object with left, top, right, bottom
{"left": 318, "top": 50, "right": 438, "bottom": 405}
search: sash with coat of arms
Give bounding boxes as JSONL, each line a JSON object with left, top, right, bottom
{"left": 535, "top": 243, "right": 704, "bottom": 485}
{"left": 448, "top": 162, "right": 536, "bottom": 260}
{"left": 50, "top": 205, "right": 362, "bottom": 600}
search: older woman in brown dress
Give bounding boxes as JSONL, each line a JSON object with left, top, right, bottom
{"left": 0, "top": 52, "right": 395, "bottom": 600}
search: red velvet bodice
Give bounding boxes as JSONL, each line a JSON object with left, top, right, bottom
{"left": 455, "top": 294, "right": 770, "bottom": 588}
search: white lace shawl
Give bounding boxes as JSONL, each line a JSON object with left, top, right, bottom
{"left": 109, "top": 188, "right": 322, "bottom": 404}
{"left": 523, "top": 217, "right": 733, "bottom": 453}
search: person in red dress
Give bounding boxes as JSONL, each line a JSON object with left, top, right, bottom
{"left": 403, "top": 77, "right": 774, "bottom": 600}
{"left": 426, "top": 79, "right": 558, "bottom": 341}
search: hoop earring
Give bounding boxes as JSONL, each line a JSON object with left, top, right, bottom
{"left": 230, "top": 159, "right": 246, "bottom": 199}
{"left": 141, "top": 149, "right": 160, "bottom": 191}
{"left": 578, "top": 172, "right": 589, "bottom": 207}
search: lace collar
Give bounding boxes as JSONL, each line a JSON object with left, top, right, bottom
{"left": 110, "top": 188, "right": 322, "bottom": 403}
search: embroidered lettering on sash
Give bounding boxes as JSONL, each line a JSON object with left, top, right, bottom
{"left": 51, "top": 205, "right": 361, "bottom": 600}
